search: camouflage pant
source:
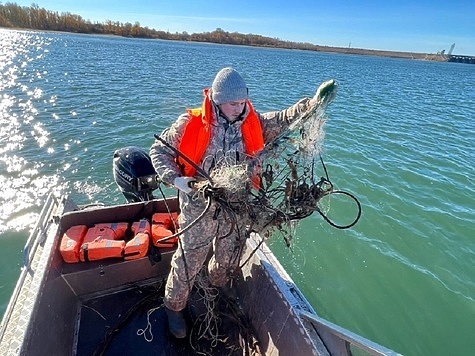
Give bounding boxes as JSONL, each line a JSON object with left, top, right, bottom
{"left": 163, "top": 192, "right": 248, "bottom": 312}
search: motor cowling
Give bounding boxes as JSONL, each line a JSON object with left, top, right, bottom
{"left": 113, "top": 146, "right": 159, "bottom": 203}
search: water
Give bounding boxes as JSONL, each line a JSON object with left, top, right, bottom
{"left": 1, "top": 29, "right": 474, "bottom": 355}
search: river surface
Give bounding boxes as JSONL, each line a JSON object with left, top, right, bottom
{"left": 1, "top": 29, "right": 474, "bottom": 356}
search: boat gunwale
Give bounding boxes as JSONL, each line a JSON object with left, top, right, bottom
{"left": 0, "top": 192, "right": 64, "bottom": 345}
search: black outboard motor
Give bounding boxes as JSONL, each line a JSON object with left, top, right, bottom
{"left": 113, "top": 146, "right": 159, "bottom": 203}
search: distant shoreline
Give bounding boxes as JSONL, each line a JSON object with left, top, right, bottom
{"left": 284, "top": 45, "right": 442, "bottom": 62}
{"left": 2, "top": 25, "right": 449, "bottom": 64}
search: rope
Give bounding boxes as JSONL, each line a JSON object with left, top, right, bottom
{"left": 191, "top": 271, "right": 221, "bottom": 350}
{"left": 136, "top": 306, "right": 163, "bottom": 342}
{"left": 315, "top": 190, "right": 362, "bottom": 229}
{"left": 92, "top": 284, "right": 164, "bottom": 356}
{"left": 153, "top": 194, "right": 212, "bottom": 243}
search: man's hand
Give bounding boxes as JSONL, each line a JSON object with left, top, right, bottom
{"left": 309, "top": 79, "right": 337, "bottom": 108}
{"left": 173, "top": 176, "right": 197, "bottom": 194}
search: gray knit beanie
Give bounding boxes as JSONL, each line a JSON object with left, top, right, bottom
{"left": 211, "top": 67, "right": 248, "bottom": 105}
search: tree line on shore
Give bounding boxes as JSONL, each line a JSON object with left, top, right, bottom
{"left": 0, "top": 2, "right": 323, "bottom": 50}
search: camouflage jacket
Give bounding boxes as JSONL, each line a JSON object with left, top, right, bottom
{"left": 150, "top": 92, "right": 311, "bottom": 186}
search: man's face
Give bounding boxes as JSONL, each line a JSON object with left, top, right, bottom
{"left": 219, "top": 100, "right": 246, "bottom": 121}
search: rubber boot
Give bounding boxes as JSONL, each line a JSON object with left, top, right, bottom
{"left": 165, "top": 307, "right": 187, "bottom": 339}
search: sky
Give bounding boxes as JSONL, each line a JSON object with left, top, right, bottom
{"left": 9, "top": 0, "right": 475, "bottom": 56}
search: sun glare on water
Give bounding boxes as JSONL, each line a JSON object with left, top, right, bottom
{"left": 0, "top": 30, "right": 60, "bottom": 234}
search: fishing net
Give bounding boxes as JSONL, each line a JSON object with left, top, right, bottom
{"left": 154, "top": 79, "right": 361, "bottom": 245}
{"left": 188, "top": 269, "right": 260, "bottom": 355}
{"left": 192, "top": 79, "right": 362, "bottom": 248}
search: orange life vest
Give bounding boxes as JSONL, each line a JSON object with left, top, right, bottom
{"left": 177, "top": 89, "right": 265, "bottom": 177}
{"left": 124, "top": 219, "right": 150, "bottom": 260}
{"left": 151, "top": 212, "right": 179, "bottom": 248}
{"left": 60, "top": 221, "right": 152, "bottom": 263}
{"left": 60, "top": 225, "right": 88, "bottom": 263}
{"left": 79, "top": 222, "right": 128, "bottom": 262}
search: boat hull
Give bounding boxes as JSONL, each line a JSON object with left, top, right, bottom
{"left": 0, "top": 193, "right": 397, "bottom": 355}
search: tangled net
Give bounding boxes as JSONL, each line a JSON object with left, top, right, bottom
{"left": 188, "top": 269, "right": 260, "bottom": 355}
{"left": 194, "top": 80, "right": 361, "bottom": 247}
{"left": 155, "top": 79, "right": 361, "bottom": 247}
{"left": 195, "top": 157, "right": 249, "bottom": 196}
{"left": 148, "top": 80, "right": 361, "bottom": 353}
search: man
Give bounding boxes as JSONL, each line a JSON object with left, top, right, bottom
{"left": 150, "top": 67, "right": 335, "bottom": 338}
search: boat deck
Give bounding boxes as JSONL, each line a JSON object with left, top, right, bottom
{"left": 76, "top": 279, "right": 257, "bottom": 355}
